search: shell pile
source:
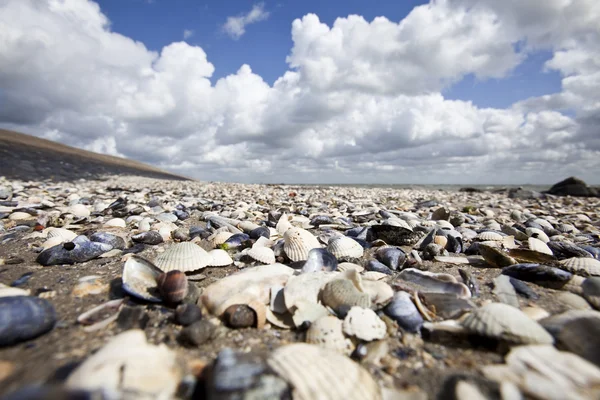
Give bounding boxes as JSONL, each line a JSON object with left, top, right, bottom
{"left": 1, "top": 175, "right": 600, "bottom": 399}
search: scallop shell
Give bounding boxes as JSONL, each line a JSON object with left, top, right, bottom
{"left": 47, "top": 228, "right": 77, "bottom": 242}
{"left": 337, "top": 262, "right": 364, "bottom": 273}
{"left": 267, "top": 343, "right": 382, "bottom": 400}
{"left": 476, "top": 231, "right": 504, "bottom": 242}
{"left": 247, "top": 246, "right": 276, "bottom": 264}
{"left": 320, "top": 279, "right": 371, "bottom": 314}
{"left": 207, "top": 249, "right": 233, "bottom": 267}
{"left": 42, "top": 236, "right": 65, "bottom": 250}
{"left": 527, "top": 237, "right": 553, "bottom": 256}
{"left": 208, "top": 231, "right": 233, "bottom": 248}
{"left": 342, "top": 307, "right": 386, "bottom": 341}
{"left": 559, "top": 257, "right": 600, "bottom": 276}
{"left": 306, "top": 316, "right": 354, "bottom": 355}
{"left": 121, "top": 256, "right": 163, "bottom": 302}
{"left": 327, "top": 236, "right": 364, "bottom": 259}
{"left": 154, "top": 242, "right": 210, "bottom": 273}
{"left": 461, "top": 302, "right": 554, "bottom": 344}
{"left": 283, "top": 227, "right": 321, "bottom": 262}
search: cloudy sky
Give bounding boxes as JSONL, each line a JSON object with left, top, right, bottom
{"left": 0, "top": 0, "right": 599, "bottom": 184}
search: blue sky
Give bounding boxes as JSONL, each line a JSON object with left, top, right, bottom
{"left": 97, "top": 0, "right": 563, "bottom": 109}
{"left": 1, "top": 0, "right": 598, "bottom": 184}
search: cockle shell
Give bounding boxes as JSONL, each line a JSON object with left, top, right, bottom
{"left": 154, "top": 242, "right": 210, "bottom": 273}
{"left": 476, "top": 231, "right": 504, "bottom": 242}
{"left": 320, "top": 279, "right": 371, "bottom": 315}
{"left": 461, "top": 302, "right": 554, "bottom": 344}
{"left": 327, "top": 236, "right": 364, "bottom": 259}
{"left": 267, "top": 344, "right": 382, "bottom": 400}
{"left": 306, "top": 316, "right": 354, "bottom": 355}
{"left": 337, "top": 262, "right": 364, "bottom": 273}
{"left": 208, "top": 231, "right": 233, "bottom": 248}
{"left": 559, "top": 257, "right": 600, "bottom": 277}
{"left": 46, "top": 228, "right": 77, "bottom": 242}
{"left": 247, "top": 246, "right": 276, "bottom": 264}
{"left": 342, "top": 307, "right": 386, "bottom": 341}
{"left": 283, "top": 227, "right": 321, "bottom": 262}
{"left": 276, "top": 213, "right": 293, "bottom": 235}
{"left": 207, "top": 249, "right": 233, "bottom": 267}
{"left": 527, "top": 237, "right": 553, "bottom": 256}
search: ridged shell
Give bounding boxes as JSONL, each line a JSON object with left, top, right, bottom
{"left": 267, "top": 343, "right": 382, "bottom": 400}
{"left": 327, "top": 236, "right": 364, "bottom": 259}
{"left": 154, "top": 243, "right": 210, "bottom": 272}
{"left": 337, "top": 262, "right": 364, "bottom": 273}
{"left": 306, "top": 316, "right": 354, "bottom": 355}
{"left": 461, "top": 303, "right": 554, "bottom": 344}
{"left": 342, "top": 307, "right": 386, "bottom": 341}
{"left": 247, "top": 247, "right": 276, "bottom": 264}
{"left": 528, "top": 237, "right": 553, "bottom": 256}
{"left": 207, "top": 249, "right": 233, "bottom": 267}
{"left": 284, "top": 272, "right": 339, "bottom": 312}
{"left": 320, "top": 279, "right": 371, "bottom": 313}
{"left": 276, "top": 213, "right": 293, "bottom": 235}
{"left": 361, "top": 271, "right": 389, "bottom": 281}
{"left": 47, "top": 228, "right": 77, "bottom": 242}
{"left": 559, "top": 257, "right": 600, "bottom": 276}
{"left": 208, "top": 231, "right": 233, "bottom": 247}
{"left": 283, "top": 227, "right": 321, "bottom": 262}
{"left": 42, "top": 236, "right": 65, "bottom": 250}
{"left": 476, "top": 231, "right": 504, "bottom": 242}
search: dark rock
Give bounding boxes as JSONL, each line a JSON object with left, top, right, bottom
{"left": 179, "top": 320, "right": 216, "bottom": 347}
{"left": 175, "top": 303, "right": 203, "bottom": 326}
{"left": 546, "top": 176, "right": 598, "bottom": 197}
{"left": 508, "top": 188, "right": 545, "bottom": 199}
{"left": 223, "top": 305, "right": 256, "bottom": 329}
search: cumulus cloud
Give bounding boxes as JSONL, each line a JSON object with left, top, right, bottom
{"left": 223, "top": 3, "right": 270, "bottom": 40}
{"left": 0, "top": 0, "right": 599, "bottom": 184}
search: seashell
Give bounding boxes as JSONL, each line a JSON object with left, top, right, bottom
{"left": 154, "top": 242, "right": 210, "bottom": 273}
{"left": 559, "top": 257, "right": 600, "bottom": 277}
{"left": 493, "top": 275, "right": 520, "bottom": 308}
{"left": 458, "top": 268, "right": 480, "bottom": 297}
{"left": 208, "top": 231, "right": 233, "bottom": 248}
{"left": 132, "top": 231, "right": 164, "bottom": 245}
{"left": 336, "top": 262, "right": 364, "bottom": 273}
{"left": 265, "top": 308, "right": 295, "bottom": 330}
{"left": 65, "top": 329, "right": 185, "bottom": 398}
{"left": 267, "top": 343, "right": 381, "bottom": 400}
{"left": 461, "top": 302, "right": 554, "bottom": 344}
{"left": 276, "top": 213, "right": 293, "bottom": 235}
{"left": 284, "top": 271, "right": 339, "bottom": 312}
{"left": 0, "top": 284, "right": 30, "bottom": 297}
{"left": 418, "top": 292, "right": 475, "bottom": 319}
{"left": 41, "top": 236, "right": 64, "bottom": 250}
{"left": 237, "top": 220, "right": 261, "bottom": 233}
{"left": 478, "top": 244, "right": 516, "bottom": 268}
{"left": 207, "top": 249, "right": 233, "bottom": 267}
{"left": 104, "top": 218, "right": 126, "bottom": 228}
{"left": 361, "top": 271, "right": 389, "bottom": 281}
{"left": 476, "top": 231, "right": 504, "bottom": 242}
{"left": 223, "top": 304, "right": 257, "bottom": 329}
{"left": 223, "top": 233, "right": 250, "bottom": 249}
{"left": 582, "top": 277, "right": 600, "bottom": 309}
{"left": 174, "top": 303, "right": 203, "bottom": 326}
{"left": 320, "top": 279, "right": 371, "bottom": 317}
{"left": 366, "top": 260, "right": 393, "bottom": 275}
{"left": 520, "top": 306, "right": 550, "bottom": 321}
{"left": 342, "top": 306, "right": 386, "bottom": 341}
{"left": 501, "top": 263, "right": 573, "bottom": 289}
{"left": 46, "top": 228, "right": 77, "bottom": 242}
{"left": 0, "top": 296, "right": 57, "bottom": 346}
{"left": 283, "top": 227, "right": 321, "bottom": 262}
{"left": 526, "top": 227, "right": 550, "bottom": 243}
{"left": 90, "top": 232, "right": 126, "bottom": 250}
{"left": 36, "top": 235, "right": 113, "bottom": 266}
{"left": 557, "top": 316, "right": 600, "bottom": 367}
{"left": 9, "top": 211, "right": 33, "bottom": 220}
{"left": 361, "top": 280, "right": 394, "bottom": 309}
{"left": 77, "top": 299, "right": 125, "bottom": 332}
{"left": 507, "top": 248, "right": 556, "bottom": 264}
{"left": 306, "top": 316, "right": 354, "bottom": 355}
{"left": 121, "top": 256, "right": 163, "bottom": 302}
{"left": 202, "top": 264, "right": 295, "bottom": 316}
{"left": 547, "top": 241, "right": 593, "bottom": 260}
{"left": 69, "top": 204, "right": 90, "bottom": 218}
{"left": 252, "top": 236, "right": 274, "bottom": 248}
{"left": 396, "top": 269, "right": 471, "bottom": 298}
{"left": 249, "top": 226, "right": 271, "bottom": 240}
{"left": 383, "top": 291, "right": 423, "bottom": 333}
{"left": 247, "top": 246, "right": 276, "bottom": 264}
{"left": 375, "top": 246, "right": 406, "bottom": 271}
{"left": 370, "top": 224, "right": 422, "bottom": 246}
{"left": 527, "top": 237, "right": 553, "bottom": 255}
{"left": 327, "top": 236, "right": 363, "bottom": 259}
{"left": 292, "top": 300, "right": 330, "bottom": 329}
{"left": 157, "top": 270, "right": 188, "bottom": 304}
{"left": 300, "top": 248, "right": 337, "bottom": 273}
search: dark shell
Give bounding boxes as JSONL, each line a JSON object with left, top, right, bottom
{"left": 0, "top": 296, "right": 57, "bottom": 346}
{"left": 173, "top": 209, "right": 189, "bottom": 220}
{"left": 301, "top": 248, "right": 338, "bottom": 273}
{"left": 178, "top": 320, "right": 216, "bottom": 347}
{"left": 375, "top": 247, "right": 406, "bottom": 271}
{"left": 508, "top": 277, "right": 539, "bottom": 300}
{"left": 11, "top": 272, "right": 34, "bottom": 287}
{"left": 175, "top": 303, "right": 203, "bottom": 326}
{"left": 310, "top": 215, "right": 334, "bottom": 226}
{"left": 157, "top": 270, "right": 189, "bottom": 304}
{"left": 437, "top": 373, "right": 502, "bottom": 400}
{"left": 366, "top": 260, "right": 393, "bottom": 275}
{"left": 371, "top": 225, "right": 423, "bottom": 246}
{"left": 131, "top": 231, "right": 164, "bottom": 245}
{"left": 579, "top": 245, "right": 600, "bottom": 260}
{"left": 557, "top": 316, "right": 600, "bottom": 367}
{"left": 223, "top": 304, "right": 257, "bottom": 328}
{"left": 121, "top": 243, "right": 146, "bottom": 255}
{"left": 224, "top": 233, "right": 251, "bottom": 249}
{"left": 397, "top": 269, "right": 471, "bottom": 298}
{"left": 458, "top": 269, "right": 480, "bottom": 297}
{"left": 89, "top": 232, "right": 126, "bottom": 250}
{"left": 547, "top": 241, "right": 593, "bottom": 260}
{"left": 582, "top": 277, "right": 600, "bottom": 309}
{"left": 36, "top": 235, "right": 113, "bottom": 266}
{"left": 249, "top": 226, "right": 270, "bottom": 240}
{"left": 418, "top": 229, "right": 438, "bottom": 251}
{"left": 345, "top": 226, "right": 372, "bottom": 241}
{"left": 383, "top": 291, "right": 423, "bottom": 333}
{"left": 189, "top": 226, "right": 211, "bottom": 240}
{"left": 419, "top": 292, "right": 474, "bottom": 319}
{"left": 501, "top": 263, "right": 573, "bottom": 289}
{"left": 445, "top": 235, "right": 463, "bottom": 253}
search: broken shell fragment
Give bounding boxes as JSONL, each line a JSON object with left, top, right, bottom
{"left": 306, "top": 316, "right": 354, "bottom": 355}
{"left": 342, "top": 307, "right": 387, "bottom": 341}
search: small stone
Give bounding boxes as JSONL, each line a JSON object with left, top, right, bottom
{"left": 223, "top": 304, "right": 257, "bottom": 328}
{"left": 179, "top": 320, "right": 216, "bottom": 347}
{"left": 175, "top": 304, "right": 203, "bottom": 326}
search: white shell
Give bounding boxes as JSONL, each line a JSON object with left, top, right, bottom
{"left": 342, "top": 307, "right": 386, "bottom": 341}
{"left": 327, "top": 236, "right": 364, "bottom": 259}
{"left": 476, "top": 231, "right": 504, "bottom": 242}
{"left": 306, "top": 316, "right": 354, "bottom": 355}
{"left": 559, "top": 257, "right": 600, "bottom": 276}
{"left": 65, "top": 330, "right": 184, "bottom": 398}
{"left": 207, "top": 231, "right": 233, "bottom": 247}
{"left": 336, "top": 262, "right": 365, "bottom": 273}
{"left": 121, "top": 256, "right": 162, "bottom": 302}
{"left": 207, "top": 249, "right": 233, "bottom": 267}
{"left": 9, "top": 211, "right": 32, "bottom": 220}
{"left": 237, "top": 221, "right": 260, "bottom": 233}
{"left": 283, "top": 227, "right": 321, "bottom": 262}
{"left": 361, "top": 271, "right": 389, "bottom": 281}
{"left": 276, "top": 213, "right": 293, "bottom": 235}
{"left": 284, "top": 271, "right": 339, "bottom": 312}
{"left": 247, "top": 246, "right": 276, "bottom": 264}
{"left": 104, "top": 218, "right": 127, "bottom": 228}
{"left": 47, "top": 228, "right": 78, "bottom": 242}
{"left": 69, "top": 204, "right": 90, "bottom": 218}
{"left": 42, "top": 236, "right": 66, "bottom": 250}
{"left": 154, "top": 242, "right": 210, "bottom": 272}
{"left": 526, "top": 227, "right": 550, "bottom": 243}
{"left": 267, "top": 343, "right": 382, "bottom": 400}
{"left": 461, "top": 303, "right": 554, "bottom": 344}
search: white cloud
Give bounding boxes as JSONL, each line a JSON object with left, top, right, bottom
{"left": 223, "top": 2, "right": 269, "bottom": 40}
{"left": 183, "top": 29, "right": 194, "bottom": 39}
{"left": 0, "top": 0, "right": 599, "bottom": 184}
